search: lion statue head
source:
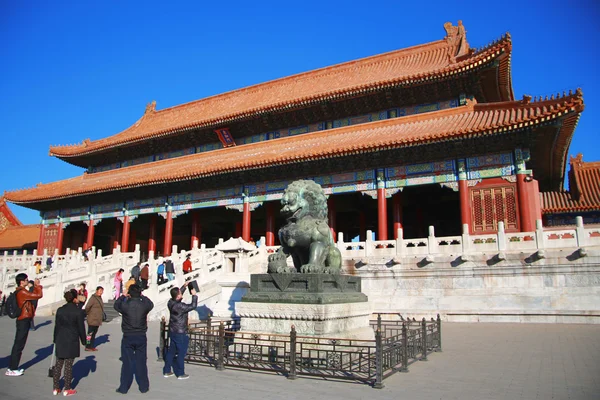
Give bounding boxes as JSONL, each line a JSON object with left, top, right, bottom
{"left": 280, "top": 180, "right": 328, "bottom": 221}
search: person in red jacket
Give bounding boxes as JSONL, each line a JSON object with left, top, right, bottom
{"left": 182, "top": 255, "right": 192, "bottom": 274}
{"left": 6, "top": 273, "right": 43, "bottom": 376}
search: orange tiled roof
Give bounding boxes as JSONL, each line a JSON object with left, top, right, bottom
{"left": 0, "top": 224, "right": 40, "bottom": 250}
{"left": 0, "top": 196, "right": 22, "bottom": 232}
{"left": 6, "top": 92, "right": 583, "bottom": 205}
{"left": 49, "top": 22, "right": 513, "bottom": 158}
{"left": 541, "top": 154, "right": 600, "bottom": 213}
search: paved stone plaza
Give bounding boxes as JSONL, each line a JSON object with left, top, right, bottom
{"left": 0, "top": 316, "right": 599, "bottom": 400}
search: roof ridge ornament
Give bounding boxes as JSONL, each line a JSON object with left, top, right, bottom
{"left": 444, "top": 20, "right": 470, "bottom": 59}
{"left": 145, "top": 100, "right": 157, "bottom": 115}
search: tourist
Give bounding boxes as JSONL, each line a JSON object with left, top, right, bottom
{"left": 52, "top": 290, "right": 87, "bottom": 396}
{"left": 77, "top": 283, "right": 88, "bottom": 309}
{"left": 131, "top": 262, "right": 141, "bottom": 286}
{"left": 27, "top": 280, "right": 38, "bottom": 330}
{"left": 156, "top": 259, "right": 165, "bottom": 285}
{"left": 114, "top": 284, "right": 154, "bottom": 394}
{"left": 6, "top": 274, "right": 43, "bottom": 376}
{"left": 163, "top": 283, "right": 197, "bottom": 379}
{"left": 182, "top": 254, "right": 192, "bottom": 274}
{"left": 34, "top": 260, "right": 42, "bottom": 275}
{"left": 84, "top": 286, "right": 105, "bottom": 352}
{"left": 165, "top": 258, "right": 175, "bottom": 281}
{"left": 45, "top": 256, "right": 53, "bottom": 271}
{"left": 113, "top": 268, "right": 124, "bottom": 299}
{"left": 140, "top": 263, "right": 149, "bottom": 289}
{"left": 124, "top": 275, "right": 136, "bottom": 292}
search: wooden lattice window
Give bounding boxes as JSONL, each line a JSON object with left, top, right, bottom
{"left": 470, "top": 184, "right": 518, "bottom": 233}
{"left": 43, "top": 225, "right": 59, "bottom": 254}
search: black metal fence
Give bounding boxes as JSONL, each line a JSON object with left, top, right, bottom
{"left": 159, "top": 313, "right": 441, "bottom": 388}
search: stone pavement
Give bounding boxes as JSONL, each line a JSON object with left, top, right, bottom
{"left": 0, "top": 315, "right": 599, "bottom": 400}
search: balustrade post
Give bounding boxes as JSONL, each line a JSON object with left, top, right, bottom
{"left": 420, "top": 318, "right": 428, "bottom": 361}
{"left": 575, "top": 216, "right": 586, "bottom": 247}
{"left": 427, "top": 226, "right": 438, "bottom": 255}
{"left": 374, "top": 326, "right": 384, "bottom": 389}
{"left": 395, "top": 228, "right": 404, "bottom": 259}
{"left": 365, "top": 230, "right": 373, "bottom": 257}
{"left": 158, "top": 317, "right": 166, "bottom": 361}
{"left": 401, "top": 322, "right": 408, "bottom": 372}
{"left": 535, "top": 220, "right": 545, "bottom": 250}
{"left": 437, "top": 314, "right": 442, "bottom": 352}
{"left": 206, "top": 313, "right": 212, "bottom": 355}
{"left": 216, "top": 322, "right": 225, "bottom": 371}
{"left": 288, "top": 325, "right": 297, "bottom": 380}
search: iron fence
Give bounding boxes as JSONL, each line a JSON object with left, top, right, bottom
{"left": 160, "top": 313, "right": 441, "bottom": 388}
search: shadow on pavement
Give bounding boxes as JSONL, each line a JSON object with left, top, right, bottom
{"left": 71, "top": 355, "right": 97, "bottom": 388}
{"left": 0, "top": 355, "right": 9, "bottom": 369}
{"left": 33, "top": 320, "right": 52, "bottom": 330}
{"left": 20, "top": 343, "right": 54, "bottom": 370}
{"left": 94, "top": 334, "right": 110, "bottom": 347}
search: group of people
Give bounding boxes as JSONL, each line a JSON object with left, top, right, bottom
{"left": 114, "top": 255, "right": 193, "bottom": 291}
{"left": 5, "top": 267, "right": 199, "bottom": 395}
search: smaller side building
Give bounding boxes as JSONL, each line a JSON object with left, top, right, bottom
{"left": 0, "top": 196, "right": 40, "bottom": 253}
{"left": 542, "top": 154, "right": 600, "bottom": 227}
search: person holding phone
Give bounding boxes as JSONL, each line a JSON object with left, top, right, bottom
{"left": 163, "top": 282, "right": 197, "bottom": 380}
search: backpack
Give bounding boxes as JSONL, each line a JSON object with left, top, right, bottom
{"left": 157, "top": 263, "right": 165, "bottom": 275}
{"left": 6, "top": 290, "right": 22, "bottom": 319}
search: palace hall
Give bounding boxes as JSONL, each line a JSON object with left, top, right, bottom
{"left": 3, "top": 21, "right": 599, "bottom": 258}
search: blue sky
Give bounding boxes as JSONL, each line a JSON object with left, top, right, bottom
{"left": 1, "top": 0, "right": 598, "bottom": 224}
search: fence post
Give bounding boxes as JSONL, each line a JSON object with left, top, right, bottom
{"left": 401, "top": 322, "right": 408, "bottom": 372}
{"left": 288, "top": 325, "right": 298, "bottom": 380}
{"left": 437, "top": 314, "right": 442, "bottom": 352}
{"left": 216, "top": 321, "right": 225, "bottom": 371}
{"left": 420, "top": 318, "right": 428, "bottom": 361}
{"left": 158, "top": 317, "right": 166, "bottom": 361}
{"left": 374, "top": 327, "right": 384, "bottom": 389}
{"left": 205, "top": 313, "right": 213, "bottom": 356}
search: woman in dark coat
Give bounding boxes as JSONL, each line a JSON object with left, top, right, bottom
{"left": 53, "top": 290, "right": 86, "bottom": 396}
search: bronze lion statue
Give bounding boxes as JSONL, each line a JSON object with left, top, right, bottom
{"left": 267, "top": 180, "right": 342, "bottom": 274}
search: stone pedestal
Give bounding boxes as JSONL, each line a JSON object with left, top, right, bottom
{"left": 238, "top": 273, "right": 373, "bottom": 339}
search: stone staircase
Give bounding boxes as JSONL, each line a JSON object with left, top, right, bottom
{"left": 104, "top": 299, "right": 121, "bottom": 323}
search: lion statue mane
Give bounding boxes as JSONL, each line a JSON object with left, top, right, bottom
{"left": 267, "top": 180, "right": 342, "bottom": 274}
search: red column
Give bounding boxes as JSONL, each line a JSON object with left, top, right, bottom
{"left": 191, "top": 211, "right": 201, "bottom": 249}
{"left": 148, "top": 215, "right": 157, "bottom": 252}
{"left": 393, "top": 192, "right": 403, "bottom": 239}
{"left": 327, "top": 196, "right": 336, "bottom": 241}
{"left": 129, "top": 230, "right": 136, "bottom": 253}
{"left": 163, "top": 209, "right": 173, "bottom": 256}
{"left": 266, "top": 202, "right": 276, "bottom": 246}
{"left": 458, "top": 179, "right": 471, "bottom": 233}
{"left": 37, "top": 223, "right": 46, "bottom": 254}
{"left": 121, "top": 216, "right": 130, "bottom": 253}
{"left": 56, "top": 222, "right": 65, "bottom": 255}
{"left": 113, "top": 220, "right": 122, "bottom": 249}
{"left": 377, "top": 186, "right": 388, "bottom": 241}
{"left": 242, "top": 199, "right": 251, "bottom": 242}
{"left": 516, "top": 174, "right": 541, "bottom": 232}
{"left": 86, "top": 219, "right": 95, "bottom": 250}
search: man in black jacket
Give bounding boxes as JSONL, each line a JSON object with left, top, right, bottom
{"left": 114, "top": 284, "right": 154, "bottom": 394}
{"left": 163, "top": 283, "right": 197, "bottom": 379}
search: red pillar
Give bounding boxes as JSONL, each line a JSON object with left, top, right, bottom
{"left": 163, "top": 210, "right": 173, "bottom": 256}
{"left": 113, "top": 220, "right": 122, "bottom": 249}
{"left": 86, "top": 219, "right": 95, "bottom": 249}
{"left": 377, "top": 186, "right": 388, "bottom": 241}
{"left": 37, "top": 223, "right": 46, "bottom": 254}
{"left": 393, "top": 192, "right": 403, "bottom": 239}
{"left": 266, "top": 202, "right": 276, "bottom": 246}
{"left": 148, "top": 215, "right": 157, "bottom": 252}
{"left": 56, "top": 222, "right": 65, "bottom": 255}
{"left": 516, "top": 173, "right": 541, "bottom": 232}
{"left": 458, "top": 179, "right": 471, "bottom": 233}
{"left": 191, "top": 211, "right": 201, "bottom": 249}
{"left": 242, "top": 199, "right": 251, "bottom": 242}
{"left": 129, "top": 230, "right": 136, "bottom": 253}
{"left": 327, "top": 196, "right": 336, "bottom": 241}
{"left": 121, "top": 216, "right": 130, "bottom": 253}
